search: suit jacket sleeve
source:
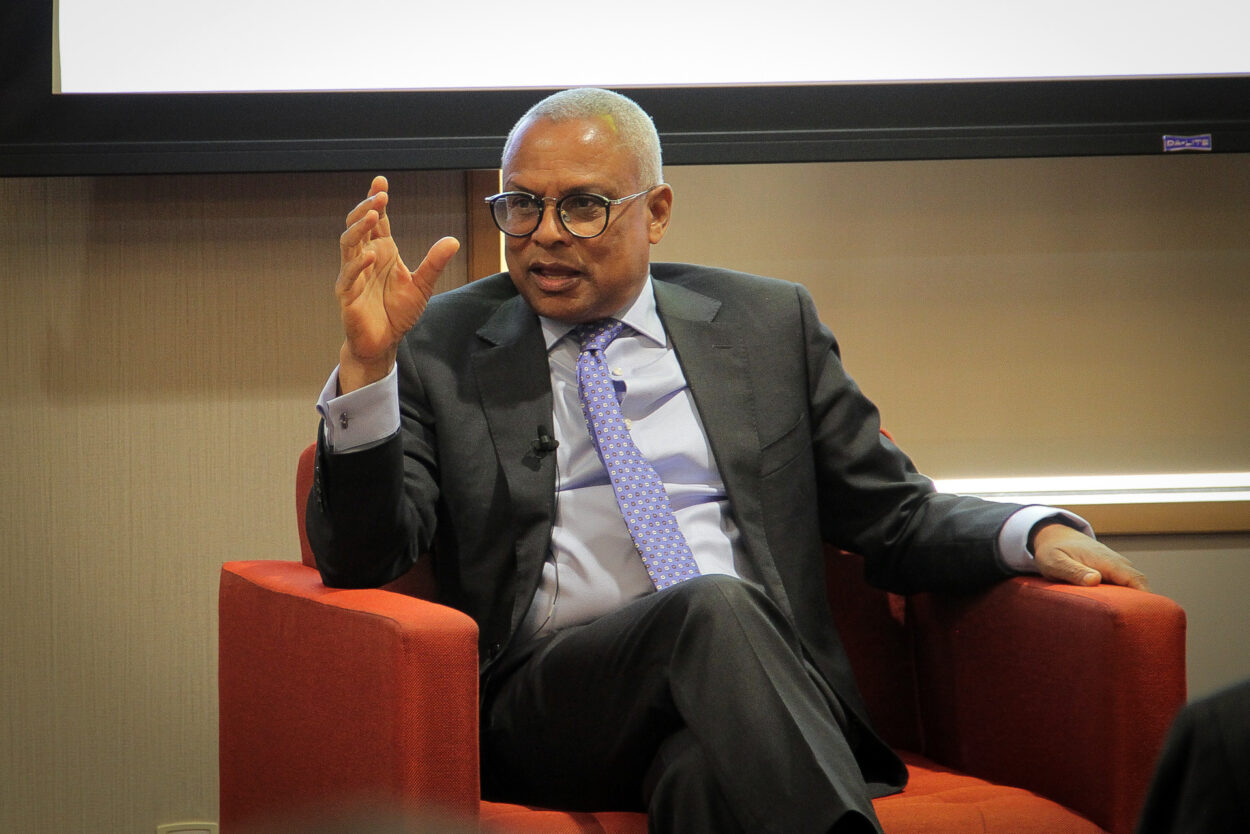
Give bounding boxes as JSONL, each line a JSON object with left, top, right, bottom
{"left": 305, "top": 333, "right": 441, "bottom": 589}
{"left": 795, "top": 282, "right": 1018, "bottom": 594}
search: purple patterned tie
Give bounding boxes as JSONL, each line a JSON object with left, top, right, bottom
{"left": 575, "top": 319, "right": 701, "bottom": 590}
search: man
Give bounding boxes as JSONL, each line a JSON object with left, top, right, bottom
{"left": 1136, "top": 677, "right": 1250, "bottom": 833}
{"left": 307, "top": 88, "right": 1148, "bottom": 833}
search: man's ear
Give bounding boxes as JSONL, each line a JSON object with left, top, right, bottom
{"left": 647, "top": 184, "right": 674, "bottom": 244}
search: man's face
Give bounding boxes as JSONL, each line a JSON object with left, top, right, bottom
{"left": 500, "top": 116, "right": 672, "bottom": 324}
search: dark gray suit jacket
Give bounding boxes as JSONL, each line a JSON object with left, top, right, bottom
{"left": 307, "top": 262, "right": 1020, "bottom": 786}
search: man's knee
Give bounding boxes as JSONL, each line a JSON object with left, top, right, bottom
{"left": 663, "top": 575, "right": 794, "bottom": 645}
{"left": 672, "top": 573, "right": 768, "bottom": 605}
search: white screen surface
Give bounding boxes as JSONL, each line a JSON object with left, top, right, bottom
{"left": 56, "top": 0, "right": 1250, "bottom": 94}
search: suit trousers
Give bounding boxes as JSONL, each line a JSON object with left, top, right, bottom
{"left": 480, "top": 574, "right": 883, "bottom": 834}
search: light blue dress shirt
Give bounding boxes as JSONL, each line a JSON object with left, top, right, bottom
{"left": 317, "top": 277, "right": 1090, "bottom": 639}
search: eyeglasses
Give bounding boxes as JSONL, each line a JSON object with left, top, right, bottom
{"left": 484, "top": 186, "right": 660, "bottom": 239}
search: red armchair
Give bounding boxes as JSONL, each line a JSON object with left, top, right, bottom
{"left": 219, "top": 445, "right": 1187, "bottom": 833}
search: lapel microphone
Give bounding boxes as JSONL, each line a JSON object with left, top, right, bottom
{"left": 532, "top": 426, "right": 560, "bottom": 455}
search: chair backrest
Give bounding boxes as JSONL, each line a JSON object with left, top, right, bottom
{"left": 825, "top": 549, "right": 922, "bottom": 751}
{"left": 296, "top": 443, "right": 317, "bottom": 569}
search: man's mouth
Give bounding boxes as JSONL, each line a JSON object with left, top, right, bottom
{"left": 529, "top": 262, "right": 583, "bottom": 291}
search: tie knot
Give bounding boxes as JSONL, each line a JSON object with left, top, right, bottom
{"left": 575, "top": 318, "right": 625, "bottom": 353}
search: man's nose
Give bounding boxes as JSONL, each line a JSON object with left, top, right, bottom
{"left": 531, "top": 203, "right": 572, "bottom": 244}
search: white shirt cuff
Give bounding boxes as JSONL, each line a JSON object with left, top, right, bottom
{"left": 997, "top": 505, "right": 1094, "bottom": 573}
{"left": 315, "top": 364, "right": 401, "bottom": 453}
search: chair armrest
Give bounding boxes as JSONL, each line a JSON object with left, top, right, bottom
{"left": 908, "top": 577, "right": 1186, "bottom": 834}
{"left": 219, "top": 560, "right": 480, "bottom": 830}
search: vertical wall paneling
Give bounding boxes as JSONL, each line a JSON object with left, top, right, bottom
{"left": 1, "top": 170, "right": 467, "bottom": 832}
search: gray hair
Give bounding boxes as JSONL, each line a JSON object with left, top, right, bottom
{"left": 503, "top": 88, "right": 664, "bottom": 187}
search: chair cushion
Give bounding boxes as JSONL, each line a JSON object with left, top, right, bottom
{"left": 480, "top": 803, "right": 645, "bottom": 833}
{"left": 874, "top": 753, "right": 1106, "bottom": 833}
{"left": 478, "top": 752, "right": 1105, "bottom": 833}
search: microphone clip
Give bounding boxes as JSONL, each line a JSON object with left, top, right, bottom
{"left": 532, "top": 429, "right": 559, "bottom": 455}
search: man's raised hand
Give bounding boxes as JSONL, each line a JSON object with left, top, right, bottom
{"left": 335, "top": 176, "right": 460, "bottom": 394}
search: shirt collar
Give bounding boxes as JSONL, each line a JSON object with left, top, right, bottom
{"left": 539, "top": 275, "right": 667, "bottom": 351}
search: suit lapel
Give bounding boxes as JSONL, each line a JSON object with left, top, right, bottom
{"left": 654, "top": 280, "right": 795, "bottom": 621}
{"left": 653, "top": 280, "right": 754, "bottom": 487}
{"left": 471, "top": 295, "right": 558, "bottom": 633}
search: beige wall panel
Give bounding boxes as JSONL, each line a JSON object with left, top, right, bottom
{"left": 655, "top": 154, "right": 1250, "bottom": 479}
{"left": 0, "top": 170, "right": 467, "bottom": 832}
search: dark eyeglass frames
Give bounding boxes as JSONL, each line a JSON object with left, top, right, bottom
{"left": 484, "top": 186, "right": 661, "bottom": 239}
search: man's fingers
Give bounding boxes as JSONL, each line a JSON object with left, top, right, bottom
{"left": 340, "top": 207, "right": 380, "bottom": 258}
{"left": 1034, "top": 525, "right": 1152, "bottom": 592}
{"left": 1071, "top": 541, "right": 1152, "bottom": 592}
{"left": 345, "top": 182, "right": 387, "bottom": 226}
{"left": 335, "top": 247, "right": 377, "bottom": 298}
{"left": 345, "top": 195, "right": 380, "bottom": 228}
{"left": 341, "top": 179, "right": 390, "bottom": 253}
{"left": 410, "top": 236, "right": 462, "bottom": 291}
{"left": 366, "top": 176, "right": 392, "bottom": 237}
{"left": 1041, "top": 551, "right": 1103, "bottom": 586}
{"left": 1098, "top": 558, "right": 1151, "bottom": 592}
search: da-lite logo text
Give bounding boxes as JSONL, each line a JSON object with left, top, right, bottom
{"left": 1162, "top": 134, "right": 1213, "bottom": 152}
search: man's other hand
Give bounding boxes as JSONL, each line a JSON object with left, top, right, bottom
{"left": 1033, "top": 523, "right": 1150, "bottom": 591}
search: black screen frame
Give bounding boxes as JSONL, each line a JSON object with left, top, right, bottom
{"left": 4, "top": 1, "right": 1249, "bottom": 176}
